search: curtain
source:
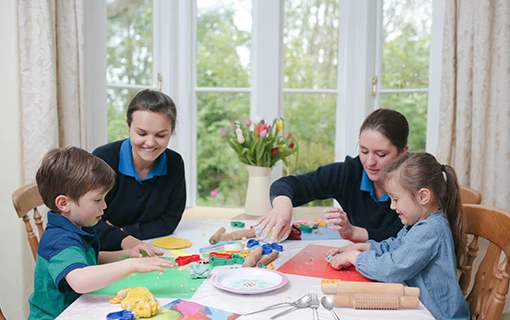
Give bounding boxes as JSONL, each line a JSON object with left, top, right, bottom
{"left": 437, "top": 0, "right": 510, "bottom": 210}
{"left": 18, "top": 0, "right": 86, "bottom": 183}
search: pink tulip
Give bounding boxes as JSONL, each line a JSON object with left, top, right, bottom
{"left": 246, "top": 119, "right": 252, "bottom": 126}
{"left": 219, "top": 128, "right": 227, "bottom": 137}
{"left": 210, "top": 189, "right": 218, "bottom": 198}
{"left": 260, "top": 129, "right": 268, "bottom": 138}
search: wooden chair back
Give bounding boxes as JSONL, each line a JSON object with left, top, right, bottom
{"left": 460, "top": 185, "right": 482, "bottom": 205}
{"left": 458, "top": 204, "right": 510, "bottom": 320}
{"left": 12, "top": 182, "right": 45, "bottom": 261}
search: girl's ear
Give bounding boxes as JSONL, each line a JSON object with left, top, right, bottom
{"left": 417, "top": 188, "right": 432, "bottom": 205}
{"left": 55, "top": 195, "right": 70, "bottom": 213}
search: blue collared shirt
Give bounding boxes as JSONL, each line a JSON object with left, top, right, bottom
{"left": 356, "top": 211, "right": 470, "bottom": 320}
{"left": 118, "top": 138, "right": 167, "bottom": 183}
{"left": 359, "top": 169, "right": 389, "bottom": 202}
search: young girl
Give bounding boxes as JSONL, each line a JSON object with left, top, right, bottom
{"left": 328, "top": 152, "right": 470, "bottom": 320}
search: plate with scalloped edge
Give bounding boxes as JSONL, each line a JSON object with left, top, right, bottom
{"left": 211, "top": 268, "right": 289, "bottom": 294}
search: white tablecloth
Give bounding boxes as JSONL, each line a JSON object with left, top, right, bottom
{"left": 57, "top": 220, "right": 435, "bottom": 320}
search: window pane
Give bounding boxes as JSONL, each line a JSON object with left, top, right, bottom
{"left": 196, "top": 92, "right": 250, "bottom": 206}
{"left": 284, "top": 0, "right": 339, "bottom": 89}
{"left": 284, "top": 93, "right": 336, "bottom": 207}
{"left": 107, "top": 87, "right": 139, "bottom": 142}
{"left": 381, "top": 93, "right": 428, "bottom": 152}
{"left": 382, "top": 0, "right": 432, "bottom": 89}
{"left": 106, "top": 0, "right": 153, "bottom": 86}
{"left": 197, "top": 0, "right": 251, "bottom": 88}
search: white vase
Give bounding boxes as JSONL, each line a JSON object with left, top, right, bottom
{"left": 244, "top": 165, "right": 272, "bottom": 216}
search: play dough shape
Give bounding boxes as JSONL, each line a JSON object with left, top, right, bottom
{"left": 152, "top": 236, "right": 192, "bottom": 249}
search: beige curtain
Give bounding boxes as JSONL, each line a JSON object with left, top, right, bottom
{"left": 18, "top": 0, "right": 86, "bottom": 182}
{"left": 437, "top": 0, "right": 510, "bottom": 210}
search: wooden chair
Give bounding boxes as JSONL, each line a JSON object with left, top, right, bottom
{"left": 458, "top": 204, "right": 510, "bottom": 320}
{"left": 12, "top": 182, "right": 45, "bottom": 261}
{"left": 460, "top": 185, "right": 482, "bottom": 205}
{"left": 0, "top": 306, "right": 6, "bottom": 320}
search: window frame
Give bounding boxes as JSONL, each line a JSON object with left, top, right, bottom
{"left": 87, "top": 0, "right": 444, "bottom": 207}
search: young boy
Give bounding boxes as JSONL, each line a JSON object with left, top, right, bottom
{"left": 29, "top": 147, "right": 175, "bottom": 320}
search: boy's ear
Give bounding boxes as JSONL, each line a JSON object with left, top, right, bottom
{"left": 55, "top": 195, "right": 70, "bottom": 212}
{"left": 417, "top": 188, "right": 432, "bottom": 205}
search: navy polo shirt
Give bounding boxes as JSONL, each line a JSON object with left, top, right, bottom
{"left": 270, "top": 155, "right": 402, "bottom": 241}
{"left": 92, "top": 139, "right": 187, "bottom": 250}
{"left": 29, "top": 212, "right": 99, "bottom": 320}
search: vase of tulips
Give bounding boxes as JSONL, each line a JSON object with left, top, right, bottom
{"left": 221, "top": 117, "right": 298, "bottom": 216}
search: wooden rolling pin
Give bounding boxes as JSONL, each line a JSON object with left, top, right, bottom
{"left": 242, "top": 246, "right": 263, "bottom": 267}
{"left": 256, "top": 250, "right": 279, "bottom": 267}
{"left": 321, "top": 280, "right": 420, "bottom": 297}
{"left": 221, "top": 228, "right": 256, "bottom": 241}
{"left": 334, "top": 293, "right": 420, "bottom": 309}
{"left": 209, "top": 227, "right": 226, "bottom": 244}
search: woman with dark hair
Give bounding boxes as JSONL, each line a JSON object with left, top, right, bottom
{"left": 93, "top": 89, "right": 186, "bottom": 251}
{"left": 256, "top": 109, "right": 409, "bottom": 243}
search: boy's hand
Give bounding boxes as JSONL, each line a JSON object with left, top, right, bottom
{"left": 129, "top": 256, "right": 176, "bottom": 273}
{"left": 329, "top": 251, "right": 360, "bottom": 270}
{"left": 328, "top": 243, "right": 370, "bottom": 256}
{"left": 122, "top": 236, "right": 164, "bottom": 256}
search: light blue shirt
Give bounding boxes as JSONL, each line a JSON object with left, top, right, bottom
{"left": 356, "top": 211, "right": 470, "bottom": 320}
{"left": 359, "top": 169, "right": 389, "bottom": 202}
{"left": 118, "top": 138, "right": 167, "bottom": 183}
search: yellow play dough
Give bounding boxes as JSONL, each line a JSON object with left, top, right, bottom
{"left": 151, "top": 236, "right": 192, "bottom": 249}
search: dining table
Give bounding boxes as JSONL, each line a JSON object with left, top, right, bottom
{"left": 56, "top": 208, "right": 435, "bottom": 320}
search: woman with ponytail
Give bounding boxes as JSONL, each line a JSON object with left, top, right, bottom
{"left": 328, "top": 152, "right": 469, "bottom": 320}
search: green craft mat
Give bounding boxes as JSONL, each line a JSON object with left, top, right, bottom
{"left": 90, "top": 258, "right": 211, "bottom": 299}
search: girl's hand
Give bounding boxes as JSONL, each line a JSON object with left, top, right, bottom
{"left": 121, "top": 236, "right": 163, "bottom": 256}
{"left": 127, "top": 243, "right": 164, "bottom": 258}
{"left": 255, "top": 196, "right": 293, "bottom": 243}
{"left": 128, "top": 257, "right": 176, "bottom": 273}
{"left": 323, "top": 207, "right": 355, "bottom": 240}
{"left": 329, "top": 251, "right": 360, "bottom": 270}
{"left": 328, "top": 243, "right": 370, "bottom": 256}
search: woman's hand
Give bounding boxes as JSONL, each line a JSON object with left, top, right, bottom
{"left": 255, "top": 196, "right": 293, "bottom": 243}
{"left": 121, "top": 236, "right": 164, "bottom": 256}
{"left": 329, "top": 251, "right": 360, "bottom": 270}
{"left": 323, "top": 208, "right": 369, "bottom": 242}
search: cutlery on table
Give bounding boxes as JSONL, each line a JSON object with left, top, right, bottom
{"left": 243, "top": 293, "right": 311, "bottom": 316}
{"left": 269, "top": 293, "right": 313, "bottom": 319}
{"left": 310, "top": 292, "right": 320, "bottom": 320}
{"left": 321, "top": 295, "right": 340, "bottom": 320}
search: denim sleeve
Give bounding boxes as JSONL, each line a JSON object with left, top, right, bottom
{"left": 355, "top": 221, "right": 441, "bottom": 283}
{"left": 367, "top": 227, "right": 406, "bottom": 255}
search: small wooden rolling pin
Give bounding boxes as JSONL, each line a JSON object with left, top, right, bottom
{"left": 209, "top": 227, "right": 226, "bottom": 244}
{"left": 221, "top": 228, "right": 256, "bottom": 241}
{"left": 256, "top": 250, "right": 279, "bottom": 267}
{"left": 333, "top": 293, "right": 420, "bottom": 309}
{"left": 321, "top": 280, "right": 420, "bottom": 297}
{"left": 242, "top": 246, "right": 263, "bottom": 267}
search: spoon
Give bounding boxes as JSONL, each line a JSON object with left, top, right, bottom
{"left": 243, "top": 293, "right": 310, "bottom": 315}
{"left": 321, "top": 295, "right": 341, "bottom": 320}
{"left": 270, "top": 294, "right": 312, "bottom": 319}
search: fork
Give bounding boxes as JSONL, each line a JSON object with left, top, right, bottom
{"left": 310, "top": 292, "right": 320, "bottom": 320}
{"left": 243, "top": 293, "right": 310, "bottom": 316}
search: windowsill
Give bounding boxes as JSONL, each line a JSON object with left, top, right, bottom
{"left": 182, "top": 206, "right": 328, "bottom": 221}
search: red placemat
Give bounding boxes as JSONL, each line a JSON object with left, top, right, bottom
{"left": 277, "top": 244, "right": 372, "bottom": 282}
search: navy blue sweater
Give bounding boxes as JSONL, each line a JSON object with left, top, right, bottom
{"left": 92, "top": 140, "right": 186, "bottom": 250}
{"left": 270, "top": 156, "right": 402, "bottom": 241}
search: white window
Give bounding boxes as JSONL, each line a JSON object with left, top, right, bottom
{"left": 98, "top": 0, "right": 444, "bottom": 207}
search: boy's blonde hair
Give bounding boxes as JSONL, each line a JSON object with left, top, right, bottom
{"left": 36, "top": 146, "right": 115, "bottom": 213}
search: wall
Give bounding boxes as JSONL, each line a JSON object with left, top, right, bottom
{"left": 0, "top": 0, "right": 33, "bottom": 319}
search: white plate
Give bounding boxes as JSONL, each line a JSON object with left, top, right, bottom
{"left": 211, "top": 268, "right": 289, "bottom": 294}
